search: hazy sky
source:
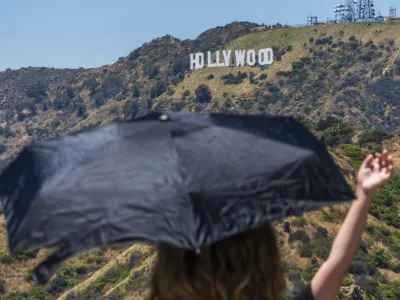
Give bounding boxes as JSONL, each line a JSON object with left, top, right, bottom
{"left": 0, "top": 0, "right": 397, "bottom": 71}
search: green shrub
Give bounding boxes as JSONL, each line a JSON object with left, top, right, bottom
{"left": 0, "top": 249, "right": 39, "bottom": 264}
{"left": 291, "top": 216, "right": 307, "bottom": 227}
{"left": 370, "top": 173, "right": 400, "bottom": 228}
{"left": 123, "top": 100, "right": 140, "bottom": 120}
{"left": 358, "top": 129, "right": 394, "bottom": 148}
{"left": 221, "top": 72, "right": 248, "bottom": 85}
{"left": 315, "top": 37, "right": 333, "bottom": 45}
{"left": 194, "top": 84, "right": 212, "bottom": 103}
{"left": 182, "top": 90, "right": 190, "bottom": 99}
{"left": 349, "top": 35, "right": 356, "bottom": 42}
{"left": 150, "top": 81, "right": 167, "bottom": 98}
{"left": 288, "top": 230, "right": 310, "bottom": 244}
{"left": 295, "top": 117, "right": 314, "bottom": 131}
{"left": 339, "top": 144, "right": 367, "bottom": 169}
{"left": 19, "top": 286, "right": 47, "bottom": 300}
{"left": 302, "top": 266, "right": 318, "bottom": 281}
{"left": 314, "top": 226, "right": 328, "bottom": 239}
{"left": 45, "top": 267, "right": 80, "bottom": 295}
{"left": 132, "top": 84, "right": 140, "bottom": 97}
{"left": 311, "top": 237, "right": 330, "bottom": 259}
{"left": 143, "top": 60, "right": 160, "bottom": 79}
{"left": 75, "top": 263, "right": 88, "bottom": 275}
{"left": 239, "top": 100, "right": 253, "bottom": 110}
{"left": 299, "top": 243, "right": 313, "bottom": 258}
{"left": 342, "top": 277, "right": 352, "bottom": 286}
{"left": 321, "top": 210, "right": 334, "bottom": 222}
{"left": 291, "top": 61, "right": 305, "bottom": 70}
{"left": 287, "top": 268, "right": 302, "bottom": 282}
{"left": 92, "top": 265, "right": 131, "bottom": 293}
{"left": 368, "top": 249, "right": 390, "bottom": 268}
{"left": 315, "top": 116, "right": 340, "bottom": 131}
{"left": 259, "top": 74, "right": 268, "bottom": 80}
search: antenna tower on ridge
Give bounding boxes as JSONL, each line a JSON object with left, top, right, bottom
{"left": 307, "top": 13, "right": 318, "bottom": 25}
{"left": 389, "top": 5, "right": 397, "bottom": 19}
{"left": 335, "top": 1, "right": 356, "bottom": 22}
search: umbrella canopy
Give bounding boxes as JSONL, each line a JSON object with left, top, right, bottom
{"left": 0, "top": 111, "right": 354, "bottom": 284}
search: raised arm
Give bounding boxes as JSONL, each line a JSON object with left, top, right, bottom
{"left": 310, "top": 150, "right": 393, "bottom": 300}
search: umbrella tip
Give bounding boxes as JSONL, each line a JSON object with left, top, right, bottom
{"left": 159, "top": 114, "right": 170, "bottom": 122}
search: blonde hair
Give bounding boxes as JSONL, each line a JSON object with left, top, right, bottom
{"left": 148, "top": 222, "right": 286, "bottom": 300}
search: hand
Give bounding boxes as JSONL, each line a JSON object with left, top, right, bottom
{"left": 357, "top": 149, "right": 394, "bottom": 196}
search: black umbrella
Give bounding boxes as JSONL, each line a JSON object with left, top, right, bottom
{"left": 0, "top": 111, "right": 354, "bottom": 284}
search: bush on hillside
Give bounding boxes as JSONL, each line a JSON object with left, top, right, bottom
{"left": 299, "top": 242, "right": 313, "bottom": 258}
{"left": 349, "top": 260, "right": 377, "bottom": 276}
{"left": 81, "top": 77, "right": 99, "bottom": 92}
{"left": 99, "top": 73, "right": 123, "bottom": 98}
{"left": 301, "top": 266, "right": 318, "bottom": 281}
{"left": 194, "top": 84, "right": 212, "bottom": 104}
{"left": 123, "top": 100, "right": 140, "bottom": 120}
{"left": 295, "top": 117, "right": 314, "bottom": 131}
{"left": 315, "top": 116, "right": 340, "bottom": 131}
{"left": 320, "top": 123, "right": 353, "bottom": 147}
{"left": 368, "top": 249, "right": 390, "bottom": 269}
{"left": 339, "top": 144, "right": 367, "bottom": 169}
{"left": 143, "top": 60, "right": 160, "bottom": 79}
{"left": 357, "top": 129, "right": 394, "bottom": 148}
{"left": 315, "top": 36, "right": 333, "bottom": 45}
{"left": 0, "top": 249, "right": 39, "bottom": 264}
{"left": 314, "top": 226, "right": 328, "bottom": 239}
{"left": 128, "top": 49, "right": 140, "bottom": 61}
{"left": 25, "top": 83, "right": 47, "bottom": 101}
{"left": 91, "top": 264, "right": 131, "bottom": 294}
{"left": 171, "top": 58, "right": 188, "bottom": 75}
{"left": 367, "top": 225, "right": 400, "bottom": 257}
{"left": 259, "top": 73, "right": 267, "bottom": 80}
{"left": 45, "top": 267, "right": 79, "bottom": 295}
{"left": 311, "top": 237, "right": 330, "bottom": 259}
{"left": 150, "top": 81, "right": 167, "bottom": 98}
{"left": 132, "top": 84, "right": 141, "bottom": 97}
{"left": 291, "top": 61, "right": 304, "bottom": 70}
{"left": 239, "top": 100, "right": 253, "bottom": 110}
{"left": 291, "top": 216, "right": 307, "bottom": 227}
{"left": 93, "top": 93, "right": 106, "bottom": 108}
{"left": 370, "top": 173, "right": 400, "bottom": 228}
{"left": 221, "top": 72, "right": 248, "bottom": 85}
{"left": 288, "top": 230, "right": 310, "bottom": 244}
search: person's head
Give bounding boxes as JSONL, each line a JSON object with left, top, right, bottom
{"left": 148, "top": 222, "right": 286, "bottom": 300}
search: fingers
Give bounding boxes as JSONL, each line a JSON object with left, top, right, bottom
{"left": 361, "top": 154, "right": 374, "bottom": 169}
{"left": 380, "top": 152, "right": 394, "bottom": 180}
{"left": 386, "top": 154, "right": 394, "bottom": 174}
{"left": 372, "top": 157, "right": 380, "bottom": 172}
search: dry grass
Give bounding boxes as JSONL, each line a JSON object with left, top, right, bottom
{"left": 57, "top": 244, "right": 155, "bottom": 300}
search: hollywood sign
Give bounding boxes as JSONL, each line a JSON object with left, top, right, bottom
{"left": 190, "top": 48, "right": 273, "bottom": 70}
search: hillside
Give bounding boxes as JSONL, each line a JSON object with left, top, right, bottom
{"left": 0, "top": 21, "right": 399, "bottom": 300}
